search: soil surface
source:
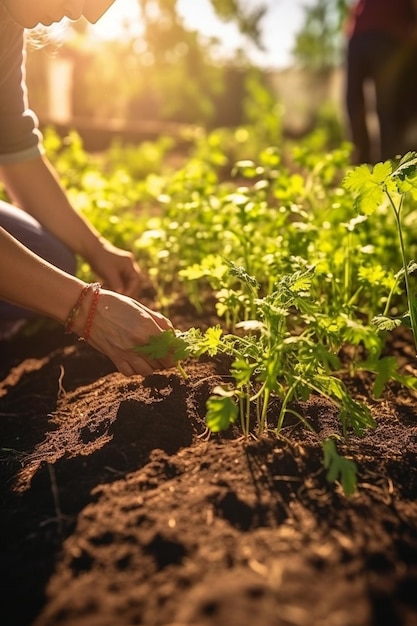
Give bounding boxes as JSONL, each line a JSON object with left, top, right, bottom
{"left": 1, "top": 306, "right": 417, "bottom": 626}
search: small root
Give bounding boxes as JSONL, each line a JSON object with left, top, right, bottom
{"left": 197, "top": 427, "right": 212, "bottom": 441}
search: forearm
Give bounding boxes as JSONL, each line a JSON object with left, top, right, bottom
{"left": 0, "top": 227, "right": 83, "bottom": 324}
{"left": 0, "top": 155, "right": 143, "bottom": 297}
{"left": 0, "top": 156, "right": 105, "bottom": 263}
{"left": 0, "top": 227, "right": 175, "bottom": 376}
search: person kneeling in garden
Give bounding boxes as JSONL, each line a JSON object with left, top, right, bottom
{"left": 0, "top": 0, "right": 175, "bottom": 376}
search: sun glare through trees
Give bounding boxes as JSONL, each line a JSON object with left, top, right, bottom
{"left": 88, "top": 0, "right": 141, "bottom": 39}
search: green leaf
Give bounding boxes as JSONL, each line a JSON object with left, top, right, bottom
{"left": 232, "top": 160, "right": 263, "bottom": 179}
{"left": 224, "top": 192, "right": 250, "bottom": 206}
{"left": 339, "top": 396, "right": 376, "bottom": 436}
{"left": 322, "top": 438, "right": 357, "bottom": 497}
{"left": 371, "top": 315, "right": 402, "bottom": 332}
{"left": 372, "top": 356, "right": 402, "bottom": 399}
{"left": 291, "top": 267, "right": 315, "bottom": 293}
{"left": 391, "top": 151, "right": 417, "bottom": 182}
{"left": 231, "top": 358, "right": 257, "bottom": 387}
{"left": 225, "top": 259, "right": 260, "bottom": 289}
{"left": 235, "top": 320, "right": 265, "bottom": 333}
{"left": 206, "top": 388, "right": 239, "bottom": 432}
{"left": 343, "top": 162, "right": 391, "bottom": 214}
{"left": 262, "top": 352, "right": 282, "bottom": 390}
{"left": 197, "top": 326, "right": 224, "bottom": 356}
{"left": 134, "top": 329, "right": 189, "bottom": 361}
{"left": 173, "top": 326, "right": 225, "bottom": 358}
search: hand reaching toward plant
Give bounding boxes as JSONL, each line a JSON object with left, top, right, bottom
{"left": 0, "top": 157, "right": 143, "bottom": 298}
{"left": 0, "top": 227, "right": 176, "bottom": 377}
{"left": 85, "top": 238, "right": 143, "bottom": 298}
{"left": 71, "top": 288, "right": 176, "bottom": 377}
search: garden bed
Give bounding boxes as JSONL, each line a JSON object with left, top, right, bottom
{"left": 1, "top": 308, "right": 417, "bottom": 626}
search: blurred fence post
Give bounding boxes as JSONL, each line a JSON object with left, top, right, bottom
{"left": 47, "top": 57, "right": 73, "bottom": 123}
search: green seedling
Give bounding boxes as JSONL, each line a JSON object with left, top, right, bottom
{"left": 323, "top": 437, "right": 357, "bottom": 497}
{"left": 344, "top": 152, "right": 417, "bottom": 352}
{"left": 137, "top": 262, "right": 377, "bottom": 496}
{"left": 134, "top": 329, "right": 190, "bottom": 379}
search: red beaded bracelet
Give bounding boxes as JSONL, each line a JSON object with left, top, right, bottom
{"left": 64, "top": 284, "right": 90, "bottom": 334}
{"left": 64, "top": 282, "right": 101, "bottom": 340}
{"left": 80, "top": 283, "right": 101, "bottom": 342}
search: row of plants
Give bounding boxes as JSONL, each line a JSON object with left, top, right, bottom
{"left": 42, "top": 125, "right": 417, "bottom": 495}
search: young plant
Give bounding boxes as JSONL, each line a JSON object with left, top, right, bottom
{"left": 343, "top": 152, "right": 417, "bottom": 351}
{"left": 137, "top": 262, "right": 376, "bottom": 496}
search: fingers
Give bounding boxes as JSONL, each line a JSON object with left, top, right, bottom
{"left": 123, "top": 272, "right": 142, "bottom": 297}
{"left": 116, "top": 361, "right": 138, "bottom": 377}
{"left": 93, "top": 246, "right": 142, "bottom": 296}
{"left": 121, "top": 257, "right": 142, "bottom": 296}
{"left": 106, "top": 331, "right": 171, "bottom": 375}
{"left": 103, "top": 266, "right": 141, "bottom": 296}
{"left": 86, "top": 290, "right": 177, "bottom": 377}
{"left": 139, "top": 304, "right": 174, "bottom": 331}
{"left": 115, "top": 355, "right": 170, "bottom": 377}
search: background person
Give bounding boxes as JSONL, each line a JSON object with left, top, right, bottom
{"left": 0, "top": 0, "right": 175, "bottom": 376}
{"left": 344, "top": 0, "right": 417, "bottom": 164}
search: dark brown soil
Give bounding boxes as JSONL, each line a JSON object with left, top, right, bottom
{"left": 1, "top": 310, "right": 417, "bottom": 626}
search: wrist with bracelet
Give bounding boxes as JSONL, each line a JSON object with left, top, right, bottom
{"left": 64, "top": 282, "right": 101, "bottom": 341}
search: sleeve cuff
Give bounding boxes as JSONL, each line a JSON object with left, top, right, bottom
{"left": 0, "top": 143, "right": 44, "bottom": 165}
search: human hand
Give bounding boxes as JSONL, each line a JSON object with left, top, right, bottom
{"left": 88, "top": 239, "right": 142, "bottom": 297}
{"left": 78, "top": 289, "right": 176, "bottom": 376}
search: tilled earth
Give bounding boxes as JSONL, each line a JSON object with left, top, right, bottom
{"left": 1, "top": 318, "right": 417, "bottom": 626}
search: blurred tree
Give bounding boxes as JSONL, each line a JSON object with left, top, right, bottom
{"left": 208, "top": 0, "right": 266, "bottom": 47}
{"left": 27, "top": 0, "right": 278, "bottom": 131}
{"left": 130, "top": 0, "right": 268, "bottom": 123}
{"left": 292, "top": 0, "right": 352, "bottom": 70}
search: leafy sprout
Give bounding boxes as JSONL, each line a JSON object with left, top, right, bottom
{"left": 343, "top": 151, "right": 417, "bottom": 351}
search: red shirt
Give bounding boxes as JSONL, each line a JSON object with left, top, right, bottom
{"left": 346, "top": 0, "right": 417, "bottom": 41}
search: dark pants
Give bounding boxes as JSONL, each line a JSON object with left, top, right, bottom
{"left": 0, "top": 200, "right": 76, "bottom": 322}
{"left": 346, "top": 31, "right": 412, "bottom": 164}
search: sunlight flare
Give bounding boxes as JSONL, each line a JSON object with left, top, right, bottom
{"left": 88, "top": 0, "right": 141, "bottom": 38}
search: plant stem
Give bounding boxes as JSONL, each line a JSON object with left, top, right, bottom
{"left": 275, "top": 380, "right": 299, "bottom": 433}
{"left": 176, "top": 361, "right": 188, "bottom": 379}
{"left": 387, "top": 191, "right": 417, "bottom": 347}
